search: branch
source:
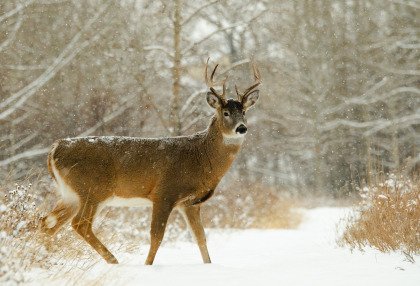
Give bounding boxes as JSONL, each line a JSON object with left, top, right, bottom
{"left": 181, "top": 8, "right": 266, "bottom": 56}
{"left": 320, "top": 112, "right": 420, "bottom": 134}
{"left": 0, "top": 9, "right": 23, "bottom": 53}
{"left": 0, "top": 64, "right": 49, "bottom": 71}
{"left": 364, "top": 112, "right": 420, "bottom": 136}
{"left": 0, "top": 2, "right": 111, "bottom": 120}
{"left": 404, "top": 153, "right": 420, "bottom": 174}
{"left": 219, "top": 58, "right": 251, "bottom": 74}
{"left": 367, "top": 62, "right": 420, "bottom": 76}
{"left": 0, "top": 147, "right": 49, "bottom": 167}
{"left": 143, "top": 45, "right": 174, "bottom": 58}
{"left": 78, "top": 93, "right": 137, "bottom": 137}
{"left": 0, "top": 91, "right": 135, "bottom": 167}
{"left": 181, "top": 114, "right": 207, "bottom": 133}
{"left": 321, "top": 77, "right": 388, "bottom": 116}
{"left": 181, "top": 22, "right": 246, "bottom": 56}
{"left": 181, "top": 0, "right": 219, "bottom": 26}
{"left": 179, "top": 88, "right": 206, "bottom": 118}
{"left": 0, "top": 0, "right": 34, "bottom": 23}
{"left": 147, "top": 97, "right": 172, "bottom": 133}
{"left": 1, "top": 132, "right": 38, "bottom": 155}
{"left": 391, "top": 0, "right": 420, "bottom": 9}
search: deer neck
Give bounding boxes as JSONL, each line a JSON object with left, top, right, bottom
{"left": 204, "top": 115, "right": 243, "bottom": 157}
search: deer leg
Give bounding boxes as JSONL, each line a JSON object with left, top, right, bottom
{"left": 41, "top": 199, "right": 78, "bottom": 235}
{"left": 145, "top": 201, "right": 174, "bottom": 265}
{"left": 180, "top": 205, "right": 211, "bottom": 263}
{"left": 71, "top": 201, "right": 118, "bottom": 264}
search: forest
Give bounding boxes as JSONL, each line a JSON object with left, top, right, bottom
{"left": 1, "top": 0, "right": 418, "bottom": 193}
{"left": 0, "top": 0, "right": 419, "bottom": 285}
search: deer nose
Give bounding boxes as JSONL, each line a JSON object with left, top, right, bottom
{"left": 236, "top": 124, "right": 247, "bottom": 134}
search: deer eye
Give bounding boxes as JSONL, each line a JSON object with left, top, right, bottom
{"left": 223, "top": 111, "right": 229, "bottom": 117}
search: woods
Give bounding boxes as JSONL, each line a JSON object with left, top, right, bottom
{"left": 1, "top": 0, "right": 419, "bottom": 193}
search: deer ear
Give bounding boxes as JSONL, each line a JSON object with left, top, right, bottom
{"left": 242, "top": 90, "right": 259, "bottom": 110}
{"left": 207, "top": 92, "right": 222, "bottom": 109}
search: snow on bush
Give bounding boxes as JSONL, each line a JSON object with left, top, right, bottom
{"left": 0, "top": 177, "right": 300, "bottom": 282}
{"left": 0, "top": 184, "right": 49, "bottom": 285}
{"left": 340, "top": 174, "right": 420, "bottom": 261}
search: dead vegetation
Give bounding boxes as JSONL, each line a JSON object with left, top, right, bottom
{"left": 0, "top": 174, "right": 300, "bottom": 284}
{"left": 203, "top": 182, "right": 301, "bottom": 229}
{"left": 340, "top": 175, "right": 420, "bottom": 261}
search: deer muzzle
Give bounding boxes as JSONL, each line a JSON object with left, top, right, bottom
{"left": 236, "top": 124, "right": 247, "bottom": 134}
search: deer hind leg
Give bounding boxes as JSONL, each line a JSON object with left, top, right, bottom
{"left": 180, "top": 205, "right": 211, "bottom": 263}
{"left": 41, "top": 199, "right": 78, "bottom": 235}
{"left": 71, "top": 200, "right": 118, "bottom": 264}
{"left": 145, "top": 201, "right": 174, "bottom": 265}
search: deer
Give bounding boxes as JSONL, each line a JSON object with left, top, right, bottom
{"left": 40, "top": 58, "right": 261, "bottom": 265}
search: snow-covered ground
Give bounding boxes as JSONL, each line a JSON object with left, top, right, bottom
{"left": 28, "top": 208, "right": 419, "bottom": 285}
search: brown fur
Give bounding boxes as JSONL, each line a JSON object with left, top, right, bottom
{"left": 41, "top": 62, "right": 260, "bottom": 265}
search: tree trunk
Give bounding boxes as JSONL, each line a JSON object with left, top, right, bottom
{"left": 170, "top": 0, "right": 182, "bottom": 136}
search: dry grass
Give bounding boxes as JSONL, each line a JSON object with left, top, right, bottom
{"left": 0, "top": 175, "right": 301, "bottom": 284}
{"left": 340, "top": 175, "right": 420, "bottom": 261}
{"left": 203, "top": 182, "right": 301, "bottom": 229}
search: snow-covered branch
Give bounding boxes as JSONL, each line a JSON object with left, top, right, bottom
{"left": 143, "top": 45, "right": 174, "bottom": 58}
{"left": 0, "top": 8, "right": 23, "bottom": 53}
{"left": 78, "top": 93, "right": 138, "bottom": 137}
{"left": 320, "top": 112, "right": 420, "bottom": 133}
{"left": 0, "top": 147, "right": 49, "bottom": 167}
{"left": 181, "top": 0, "right": 219, "bottom": 26}
{"left": 0, "top": 0, "right": 34, "bottom": 23}
{"left": 0, "top": 2, "right": 111, "bottom": 121}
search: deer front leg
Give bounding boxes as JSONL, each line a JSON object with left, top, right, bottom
{"left": 145, "top": 201, "right": 174, "bottom": 265}
{"left": 180, "top": 205, "right": 211, "bottom": 263}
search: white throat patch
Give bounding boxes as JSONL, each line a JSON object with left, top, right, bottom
{"left": 223, "top": 133, "right": 245, "bottom": 145}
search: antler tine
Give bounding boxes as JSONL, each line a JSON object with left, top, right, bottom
{"left": 204, "top": 57, "right": 227, "bottom": 99}
{"left": 235, "top": 84, "right": 241, "bottom": 101}
{"left": 252, "top": 61, "right": 261, "bottom": 83}
{"left": 221, "top": 75, "right": 228, "bottom": 99}
{"left": 210, "top": 64, "right": 219, "bottom": 83}
{"left": 204, "top": 57, "right": 211, "bottom": 88}
{"left": 240, "top": 61, "right": 262, "bottom": 99}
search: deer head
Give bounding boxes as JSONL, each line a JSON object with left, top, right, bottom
{"left": 205, "top": 58, "right": 261, "bottom": 138}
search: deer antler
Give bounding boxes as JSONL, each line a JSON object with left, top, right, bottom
{"left": 205, "top": 58, "right": 227, "bottom": 99}
{"left": 236, "top": 62, "right": 261, "bottom": 101}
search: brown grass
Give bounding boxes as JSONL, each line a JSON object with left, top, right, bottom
{"left": 0, "top": 174, "right": 301, "bottom": 283}
{"left": 203, "top": 182, "right": 301, "bottom": 229}
{"left": 340, "top": 175, "right": 420, "bottom": 260}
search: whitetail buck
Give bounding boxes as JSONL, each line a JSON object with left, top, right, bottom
{"left": 41, "top": 58, "right": 260, "bottom": 265}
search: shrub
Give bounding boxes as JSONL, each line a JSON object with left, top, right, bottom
{"left": 0, "top": 176, "right": 301, "bottom": 283}
{"left": 203, "top": 182, "right": 301, "bottom": 229}
{"left": 340, "top": 174, "right": 420, "bottom": 261}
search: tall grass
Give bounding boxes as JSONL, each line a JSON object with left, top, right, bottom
{"left": 340, "top": 174, "right": 420, "bottom": 261}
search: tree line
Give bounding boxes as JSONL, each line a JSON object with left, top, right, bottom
{"left": 0, "top": 0, "right": 418, "bottom": 194}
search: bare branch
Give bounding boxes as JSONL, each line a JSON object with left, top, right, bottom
{"left": 0, "top": 64, "right": 50, "bottom": 71}
{"left": 78, "top": 93, "right": 137, "bottom": 137}
{"left": 0, "top": 2, "right": 111, "bottom": 121}
{"left": 143, "top": 45, "right": 174, "bottom": 58}
{"left": 0, "top": 0, "right": 34, "bottom": 23}
{"left": 146, "top": 97, "right": 172, "bottom": 134}
{"left": 181, "top": 0, "right": 219, "bottom": 26}
{"left": 179, "top": 88, "right": 207, "bottom": 118}
{"left": 0, "top": 9, "right": 23, "bottom": 53}
{"left": 0, "top": 147, "right": 49, "bottom": 167}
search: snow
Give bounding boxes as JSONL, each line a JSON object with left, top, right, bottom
{"left": 27, "top": 208, "right": 419, "bottom": 285}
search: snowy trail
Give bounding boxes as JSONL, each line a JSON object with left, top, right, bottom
{"left": 29, "top": 208, "right": 419, "bottom": 285}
